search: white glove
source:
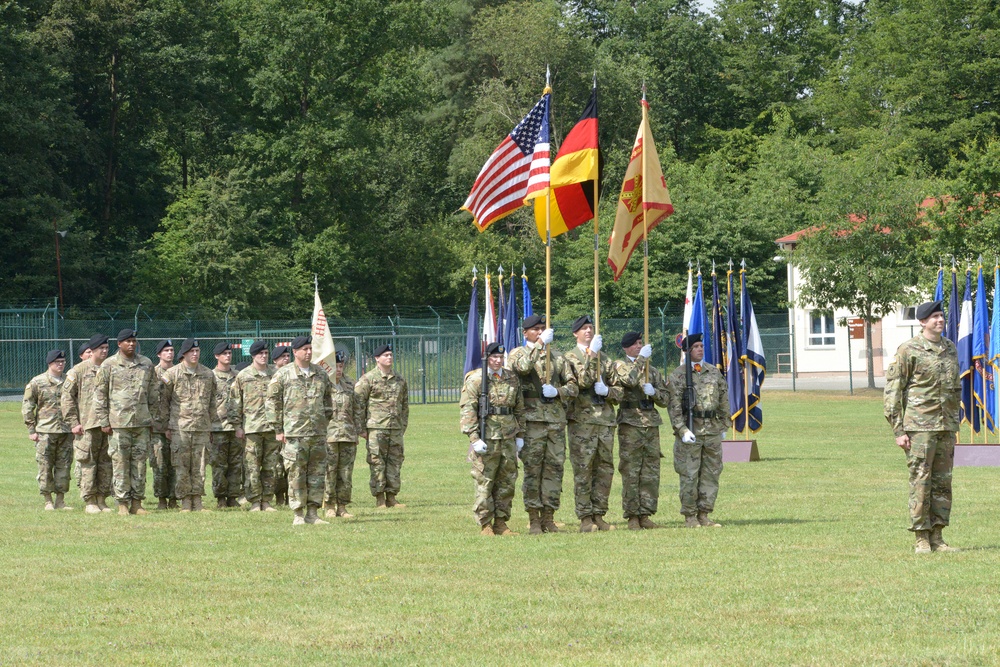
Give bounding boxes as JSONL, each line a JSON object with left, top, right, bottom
{"left": 540, "top": 328, "right": 554, "bottom": 345}
{"left": 593, "top": 380, "right": 609, "bottom": 396}
{"left": 472, "top": 439, "right": 488, "bottom": 454}
{"left": 638, "top": 344, "right": 652, "bottom": 359}
{"left": 642, "top": 383, "right": 656, "bottom": 396}
{"left": 681, "top": 430, "right": 696, "bottom": 444}
{"left": 516, "top": 438, "right": 524, "bottom": 453}
{"left": 589, "top": 334, "right": 603, "bottom": 354}
{"left": 542, "top": 384, "right": 558, "bottom": 398}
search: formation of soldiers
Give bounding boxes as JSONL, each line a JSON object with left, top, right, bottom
{"left": 460, "top": 315, "right": 730, "bottom": 535}
{"left": 22, "top": 329, "right": 408, "bottom": 526}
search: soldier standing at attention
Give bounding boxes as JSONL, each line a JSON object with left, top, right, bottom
{"left": 23, "top": 350, "right": 73, "bottom": 510}
{"left": 460, "top": 342, "right": 525, "bottom": 536}
{"left": 324, "top": 351, "right": 364, "bottom": 519}
{"left": 270, "top": 345, "right": 291, "bottom": 505}
{"left": 563, "top": 316, "right": 620, "bottom": 533}
{"left": 71, "top": 343, "right": 93, "bottom": 493}
{"left": 355, "top": 344, "right": 409, "bottom": 509}
{"left": 266, "top": 335, "right": 334, "bottom": 525}
{"left": 63, "top": 335, "right": 113, "bottom": 513}
{"left": 507, "top": 314, "right": 579, "bottom": 535}
{"left": 612, "top": 332, "right": 668, "bottom": 530}
{"left": 230, "top": 340, "right": 279, "bottom": 512}
{"left": 666, "top": 333, "right": 729, "bottom": 528}
{"left": 150, "top": 340, "right": 178, "bottom": 509}
{"left": 884, "top": 300, "right": 961, "bottom": 554}
{"left": 94, "top": 329, "right": 160, "bottom": 516}
{"left": 210, "top": 342, "right": 242, "bottom": 509}
{"left": 161, "top": 339, "right": 224, "bottom": 512}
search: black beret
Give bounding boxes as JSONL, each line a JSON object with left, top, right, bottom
{"left": 335, "top": 350, "right": 346, "bottom": 363}
{"left": 682, "top": 333, "right": 703, "bottom": 351}
{"left": 290, "top": 335, "right": 311, "bottom": 351}
{"left": 46, "top": 349, "right": 65, "bottom": 365}
{"left": 916, "top": 300, "right": 943, "bottom": 321}
{"left": 155, "top": 340, "right": 173, "bottom": 355}
{"left": 621, "top": 332, "right": 642, "bottom": 348}
{"left": 85, "top": 334, "right": 109, "bottom": 352}
{"left": 249, "top": 340, "right": 268, "bottom": 356}
{"left": 522, "top": 314, "right": 546, "bottom": 329}
{"left": 117, "top": 328, "right": 137, "bottom": 342}
{"left": 234, "top": 360, "right": 251, "bottom": 372}
{"left": 373, "top": 343, "right": 392, "bottom": 358}
{"left": 571, "top": 315, "right": 593, "bottom": 333}
{"left": 485, "top": 342, "right": 504, "bottom": 356}
{"left": 271, "top": 346, "right": 289, "bottom": 361}
{"left": 213, "top": 342, "right": 232, "bottom": 356}
{"left": 179, "top": 338, "right": 199, "bottom": 356}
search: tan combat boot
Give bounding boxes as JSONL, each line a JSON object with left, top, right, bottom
{"left": 627, "top": 516, "right": 642, "bottom": 531}
{"left": 54, "top": 493, "right": 72, "bottom": 510}
{"left": 157, "top": 498, "right": 168, "bottom": 510}
{"left": 480, "top": 522, "right": 495, "bottom": 536}
{"left": 540, "top": 509, "right": 560, "bottom": 533}
{"left": 386, "top": 494, "right": 406, "bottom": 508}
{"left": 305, "top": 506, "right": 329, "bottom": 524}
{"left": 97, "top": 496, "right": 112, "bottom": 512}
{"left": 527, "top": 509, "right": 543, "bottom": 535}
{"left": 579, "top": 516, "right": 597, "bottom": 533}
{"left": 262, "top": 498, "right": 277, "bottom": 512}
{"left": 698, "top": 511, "right": 721, "bottom": 528}
{"left": 249, "top": 502, "right": 262, "bottom": 512}
{"left": 375, "top": 492, "right": 387, "bottom": 508}
{"left": 930, "top": 526, "right": 959, "bottom": 552}
{"left": 85, "top": 496, "right": 101, "bottom": 514}
{"left": 43, "top": 493, "right": 55, "bottom": 511}
{"left": 592, "top": 515, "right": 615, "bottom": 531}
{"left": 324, "top": 502, "right": 336, "bottom": 518}
{"left": 493, "top": 519, "right": 517, "bottom": 536}
{"left": 914, "top": 530, "right": 932, "bottom": 554}
{"left": 292, "top": 508, "right": 306, "bottom": 525}
{"left": 179, "top": 496, "right": 192, "bottom": 512}
{"left": 638, "top": 515, "right": 660, "bottom": 530}
{"left": 117, "top": 502, "right": 130, "bottom": 516}
{"left": 336, "top": 504, "right": 354, "bottom": 518}
{"left": 684, "top": 515, "right": 701, "bottom": 528}
{"left": 216, "top": 497, "right": 227, "bottom": 510}
{"left": 130, "top": 499, "right": 148, "bottom": 515}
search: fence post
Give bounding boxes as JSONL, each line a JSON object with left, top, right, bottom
{"left": 420, "top": 334, "right": 427, "bottom": 404}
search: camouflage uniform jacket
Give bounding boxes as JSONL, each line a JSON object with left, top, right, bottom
{"left": 506, "top": 343, "right": 578, "bottom": 423}
{"left": 94, "top": 352, "right": 160, "bottom": 429}
{"left": 459, "top": 368, "right": 526, "bottom": 441}
{"left": 610, "top": 356, "right": 668, "bottom": 428}
{"left": 62, "top": 359, "right": 103, "bottom": 431}
{"left": 563, "top": 346, "right": 623, "bottom": 426}
{"left": 211, "top": 367, "right": 238, "bottom": 432}
{"left": 666, "top": 362, "right": 730, "bottom": 437}
{"left": 326, "top": 375, "right": 364, "bottom": 442}
{"left": 152, "top": 364, "right": 172, "bottom": 433}
{"left": 229, "top": 365, "right": 275, "bottom": 434}
{"left": 355, "top": 367, "right": 409, "bottom": 431}
{"left": 884, "top": 334, "right": 961, "bottom": 437}
{"left": 266, "top": 363, "right": 333, "bottom": 437}
{"left": 161, "top": 363, "right": 224, "bottom": 432}
{"left": 23, "top": 372, "right": 69, "bottom": 434}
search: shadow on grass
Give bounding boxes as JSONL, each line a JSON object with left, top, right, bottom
{"left": 722, "top": 517, "right": 836, "bottom": 526}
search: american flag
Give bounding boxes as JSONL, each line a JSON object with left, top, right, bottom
{"left": 463, "top": 92, "right": 551, "bottom": 232}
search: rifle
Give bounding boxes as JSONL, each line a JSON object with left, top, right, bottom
{"left": 478, "top": 351, "right": 490, "bottom": 443}
{"left": 682, "top": 347, "right": 696, "bottom": 435}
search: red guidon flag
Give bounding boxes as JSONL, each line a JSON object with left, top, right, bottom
{"left": 607, "top": 99, "right": 673, "bottom": 280}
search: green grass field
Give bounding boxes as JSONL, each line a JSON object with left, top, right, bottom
{"left": 1, "top": 391, "right": 998, "bottom": 666}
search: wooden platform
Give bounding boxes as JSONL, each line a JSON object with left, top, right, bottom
{"left": 954, "top": 443, "right": 1000, "bottom": 467}
{"left": 722, "top": 440, "right": 759, "bottom": 463}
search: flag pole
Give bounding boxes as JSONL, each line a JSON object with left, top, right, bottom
{"left": 591, "top": 72, "right": 602, "bottom": 380}
{"left": 544, "top": 67, "right": 553, "bottom": 382}
{"left": 728, "top": 259, "right": 736, "bottom": 441}
{"left": 742, "top": 260, "right": 750, "bottom": 438}
{"left": 641, "top": 82, "right": 650, "bottom": 383}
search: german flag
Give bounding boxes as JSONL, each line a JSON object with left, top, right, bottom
{"left": 534, "top": 83, "right": 600, "bottom": 240}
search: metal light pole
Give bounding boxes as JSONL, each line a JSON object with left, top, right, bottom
{"left": 53, "top": 220, "right": 67, "bottom": 314}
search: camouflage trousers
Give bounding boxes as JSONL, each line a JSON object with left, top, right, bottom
{"left": 149, "top": 432, "right": 177, "bottom": 500}
{"left": 567, "top": 422, "right": 615, "bottom": 519}
{"left": 171, "top": 431, "right": 209, "bottom": 498}
{"left": 35, "top": 433, "right": 73, "bottom": 495}
{"left": 283, "top": 436, "right": 328, "bottom": 510}
{"left": 110, "top": 427, "right": 150, "bottom": 502}
{"left": 74, "top": 428, "right": 111, "bottom": 500}
{"left": 324, "top": 441, "right": 357, "bottom": 506}
{"left": 366, "top": 429, "right": 404, "bottom": 496}
{"left": 210, "top": 431, "right": 244, "bottom": 499}
{"left": 519, "top": 420, "right": 566, "bottom": 511}
{"left": 244, "top": 432, "right": 280, "bottom": 503}
{"left": 906, "top": 431, "right": 955, "bottom": 532}
{"left": 618, "top": 424, "right": 661, "bottom": 518}
{"left": 471, "top": 437, "right": 518, "bottom": 526}
{"left": 274, "top": 456, "right": 288, "bottom": 499}
{"left": 673, "top": 434, "right": 723, "bottom": 516}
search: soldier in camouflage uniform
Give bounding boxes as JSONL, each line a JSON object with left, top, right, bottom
{"left": 94, "top": 329, "right": 160, "bottom": 516}
{"left": 666, "top": 333, "right": 729, "bottom": 528}
{"left": 460, "top": 342, "right": 525, "bottom": 536}
{"left": 62, "top": 334, "right": 113, "bottom": 513}
{"left": 210, "top": 342, "right": 242, "bottom": 508}
{"left": 270, "top": 345, "right": 291, "bottom": 505}
{"left": 23, "top": 350, "right": 73, "bottom": 510}
{"left": 355, "top": 343, "right": 409, "bottom": 509}
{"left": 230, "top": 340, "right": 279, "bottom": 512}
{"left": 266, "top": 335, "right": 334, "bottom": 525}
{"left": 612, "top": 332, "right": 669, "bottom": 530}
{"left": 563, "top": 316, "right": 621, "bottom": 532}
{"left": 507, "top": 314, "right": 579, "bottom": 534}
{"left": 150, "top": 340, "right": 178, "bottom": 509}
{"left": 884, "top": 300, "right": 961, "bottom": 554}
{"left": 161, "top": 339, "right": 225, "bottom": 512}
{"left": 72, "top": 343, "right": 93, "bottom": 492}
{"left": 324, "top": 351, "right": 364, "bottom": 518}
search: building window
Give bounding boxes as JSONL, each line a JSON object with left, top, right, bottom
{"left": 899, "top": 305, "right": 918, "bottom": 323}
{"left": 808, "top": 311, "right": 836, "bottom": 347}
